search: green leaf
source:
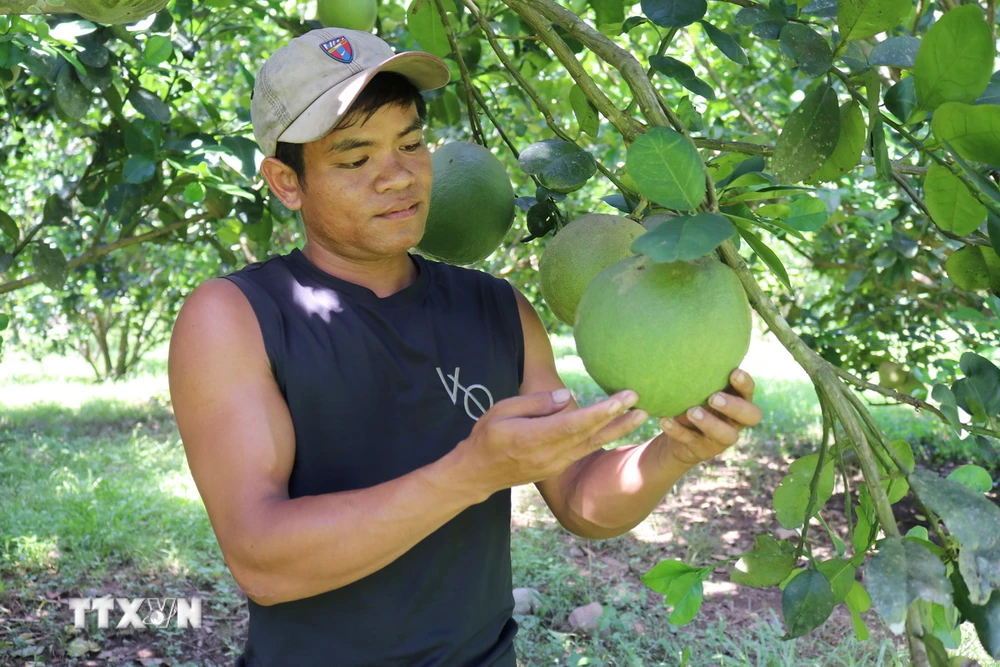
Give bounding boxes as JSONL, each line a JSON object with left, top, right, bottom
{"left": 54, "top": 64, "right": 91, "bottom": 120}
{"left": 0, "top": 251, "right": 11, "bottom": 274}
{"left": 868, "top": 36, "right": 920, "bottom": 67}
{"left": 676, "top": 96, "right": 704, "bottom": 133}
{"left": 407, "top": 0, "right": 452, "bottom": 58}
{"left": 664, "top": 570, "right": 708, "bottom": 625}
{"left": 845, "top": 582, "right": 872, "bottom": 640}
{"left": 626, "top": 127, "right": 705, "bottom": 211}
{"left": 866, "top": 537, "right": 953, "bottom": 635}
{"left": 884, "top": 77, "right": 919, "bottom": 124}
{"left": 781, "top": 196, "right": 830, "bottom": 231}
{"left": 837, "top": 0, "right": 911, "bottom": 44}
{"left": 0, "top": 313, "right": 8, "bottom": 331}
{"left": 772, "top": 453, "right": 835, "bottom": 529}
{"left": 43, "top": 195, "right": 72, "bottom": 226}
{"left": 123, "top": 155, "right": 156, "bottom": 185}
{"left": 914, "top": 5, "right": 993, "bottom": 112}
{"left": 642, "top": 558, "right": 699, "bottom": 594}
{"left": 699, "top": 21, "right": 749, "bottom": 65}
{"left": 813, "top": 102, "right": 867, "bottom": 181}
{"left": 871, "top": 119, "right": 892, "bottom": 180}
{"left": 142, "top": 34, "right": 173, "bottom": 67}
{"left": 947, "top": 465, "right": 994, "bottom": 493}
{"left": 32, "top": 241, "right": 68, "bottom": 290}
{"left": 772, "top": 83, "right": 841, "bottom": 183}
{"left": 909, "top": 469, "right": 1000, "bottom": 605}
{"left": 650, "top": 55, "right": 715, "bottom": 100}
{"left": 877, "top": 440, "right": 915, "bottom": 504}
{"left": 569, "top": 85, "right": 600, "bottom": 137}
{"left": 632, "top": 213, "right": 734, "bottom": 263}
{"left": 519, "top": 140, "right": 598, "bottom": 194}
{"left": 955, "top": 352, "right": 1000, "bottom": 418}
{"left": 590, "top": 0, "right": 626, "bottom": 30}
{"left": 184, "top": 182, "right": 207, "bottom": 203}
{"left": 952, "top": 569, "right": 1000, "bottom": 659}
{"left": 779, "top": 24, "right": 833, "bottom": 77}
{"left": 817, "top": 558, "right": 856, "bottom": 604}
{"left": 0, "top": 209, "right": 19, "bottom": 243}
{"left": 128, "top": 88, "right": 171, "bottom": 122}
{"left": 731, "top": 535, "right": 796, "bottom": 587}
{"left": 782, "top": 569, "right": 836, "bottom": 638}
{"left": 924, "top": 163, "right": 986, "bottom": 235}
{"left": 932, "top": 383, "right": 963, "bottom": 431}
{"left": 932, "top": 102, "right": 1000, "bottom": 166}
{"left": 738, "top": 227, "right": 792, "bottom": 290}
{"left": 641, "top": 0, "right": 707, "bottom": 28}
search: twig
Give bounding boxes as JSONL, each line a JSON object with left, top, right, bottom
{"left": 688, "top": 38, "right": 769, "bottom": 135}
{"left": 432, "top": 0, "right": 487, "bottom": 145}
{"left": 828, "top": 364, "right": 949, "bottom": 425}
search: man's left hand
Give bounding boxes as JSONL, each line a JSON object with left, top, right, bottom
{"left": 654, "top": 368, "right": 763, "bottom": 468}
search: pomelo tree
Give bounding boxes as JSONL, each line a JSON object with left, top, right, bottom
{"left": 3, "top": 0, "right": 1000, "bottom": 662}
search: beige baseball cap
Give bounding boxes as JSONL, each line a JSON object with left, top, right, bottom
{"left": 251, "top": 28, "right": 451, "bottom": 158}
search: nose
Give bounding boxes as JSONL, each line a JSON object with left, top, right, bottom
{"left": 375, "top": 153, "right": 416, "bottom": 193}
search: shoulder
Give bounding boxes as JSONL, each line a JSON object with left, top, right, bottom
{"left": 169, "top": 278, "right": 269, "bottom": 380}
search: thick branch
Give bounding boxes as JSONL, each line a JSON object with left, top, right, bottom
{"left": 0, "top": 216, "right": 204, "bottom": 296}
{"left": 501, "top": 0, "right": 642, "bottom": 140}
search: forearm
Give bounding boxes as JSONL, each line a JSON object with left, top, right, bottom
{"left": 562, "top": 435, "right": 695, "bottom": 540}
{"left": 238, "top": 452, "right": 482, "bottom": 605}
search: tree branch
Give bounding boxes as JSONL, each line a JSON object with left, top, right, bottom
{"left": 0, "top": 216, "right": 206, "bottom": 296}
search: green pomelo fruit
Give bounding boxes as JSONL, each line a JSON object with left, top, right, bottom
{"left": 574, "top": 254, "right": 752, "bottom": 419}
{"left": 64, "top": 0, "right": 169, "bottom": 24}
{"left": 538, "top": 214, "right": 646, "bottom": 325}
{"left": 316, "top": 0, "right": 378, "bottom": 32}
{"left": 945, "top": 246, "right": 992, "bottom": 291}
{"left": 419, "top": 142, "right": 515, "bottom": 265}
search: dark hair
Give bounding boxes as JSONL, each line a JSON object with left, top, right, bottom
{"left": 274, "top": 71, "right": 429, "bottom": 187}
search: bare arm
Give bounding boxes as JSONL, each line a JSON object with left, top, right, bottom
{"left": 168, "top": 279, "right": 485, "bottom": 606}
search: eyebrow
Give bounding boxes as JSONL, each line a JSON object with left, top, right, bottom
{"left": 326, "top": 117, "right": 426, "bottom": 154}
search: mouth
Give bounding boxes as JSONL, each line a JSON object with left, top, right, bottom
{"left": 377, "top": 202, "right": 420, "bottom": 221}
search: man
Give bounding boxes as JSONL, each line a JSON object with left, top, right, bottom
{"left": 168, "top": 28, "right": 763, "bottom": 667}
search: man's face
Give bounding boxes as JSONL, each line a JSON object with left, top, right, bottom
{"left": 295, "top": 102, "right": 432, "bottom": 261}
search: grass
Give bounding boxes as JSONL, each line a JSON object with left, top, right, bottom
{"left": 0, "top": 329, "right": 994, "bottom": 666}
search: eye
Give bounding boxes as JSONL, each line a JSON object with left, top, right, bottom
{"left": 340, "top": 157, "right": 368, "bottom": 169}
{"left": 402, "top": 140, "right": 425, "bottom": 152}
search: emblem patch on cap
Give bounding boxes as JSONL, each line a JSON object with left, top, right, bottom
{"left": 321, "top": 37, "right": 354, "bottom": 64}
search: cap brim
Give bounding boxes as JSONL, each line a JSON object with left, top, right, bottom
{"left": 278, "top": 52, "right": 450, "bottom": 147}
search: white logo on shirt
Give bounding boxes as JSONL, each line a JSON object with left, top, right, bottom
{"left": 436, "top": 367, "right": 494, "bottom": 422}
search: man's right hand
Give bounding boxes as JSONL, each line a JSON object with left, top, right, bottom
{"left": 451, "top": 389, "right": 648, "bottom": 498}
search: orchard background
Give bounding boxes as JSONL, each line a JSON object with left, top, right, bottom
{"left": 1, "top": 0, "right": 1000, "bottom": 665}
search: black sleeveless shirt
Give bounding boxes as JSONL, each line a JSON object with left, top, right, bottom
{"left": 224, "top": 248, "right": 524, "bottom": 667}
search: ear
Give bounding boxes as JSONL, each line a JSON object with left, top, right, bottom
{"left": 260, "top": 157, "right": 305, "bottom": 210}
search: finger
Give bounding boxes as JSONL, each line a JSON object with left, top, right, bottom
{"left": 658, "top": 417, "right": 726, "bottom": 465}
{"left": 685, "top": 406, "right": 741, "bottom": 448}
{"left": 584, "top": 408, "right": 649, "bottom": 450}
{"left": 489, "top": 389, "right": 578, "bottom": 420}
{"left": 707, "top": 391, "right": 763, "bottom": 428}
{"left": 527, "top": 390, "right": 639, "bottom": 443}
{"left": 728, "top": 369, "right": 756, "bottom": 402}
